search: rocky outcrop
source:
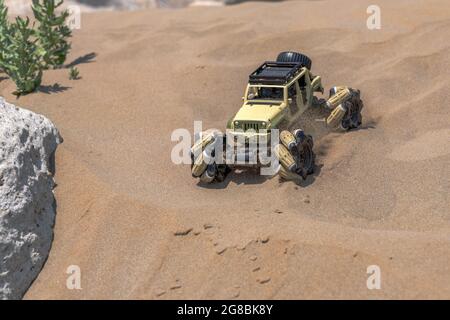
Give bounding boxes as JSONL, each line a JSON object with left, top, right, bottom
{"left": 0, "top": 97, "right": 62, "bottom": 300}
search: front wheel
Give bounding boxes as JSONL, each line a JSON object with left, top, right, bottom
{"left": 190, "top": 131, "right": 230, "bottom": 184}
{"left": 276, "top": 129, "right": 315, "bottom": 181}
{"left": 294, "top": 130, "right": 315, "bottom": 178}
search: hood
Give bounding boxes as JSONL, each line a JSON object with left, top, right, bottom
{"left": 233, "top": 102, "right": 285, "bottom": 123}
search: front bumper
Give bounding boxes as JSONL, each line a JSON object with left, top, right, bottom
{"left": 225, "top": 130, "right": 273, "bottom": 166}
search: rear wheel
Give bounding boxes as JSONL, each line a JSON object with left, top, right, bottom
{"left": 339, "top": 89, "right": 363, "bottom": 131}
{"left": 276, "top": 51, "right": 312, "bottom": 70}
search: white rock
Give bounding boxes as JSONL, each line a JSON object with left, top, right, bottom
{"left": 0, "top": 97, "right": 62, "bottom": 300}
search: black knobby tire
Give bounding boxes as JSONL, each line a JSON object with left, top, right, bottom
{"left": 276, "top": 51, "right": 312, "bottom": 70}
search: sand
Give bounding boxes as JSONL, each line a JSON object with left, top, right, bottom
{"left": 1, "top": 0, "right": 449, "bottom": 299}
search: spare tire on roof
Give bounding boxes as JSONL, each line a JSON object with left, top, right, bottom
{"left": 276, "top": 51, "right": 312, "bottom": 70}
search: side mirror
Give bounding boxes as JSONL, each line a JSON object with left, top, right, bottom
{"left": 242, "top": 96, "right": 245, "bottom": 101}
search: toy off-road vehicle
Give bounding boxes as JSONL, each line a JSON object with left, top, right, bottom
{"left": 190, "top": 52, "right": 363, "bottom": 183}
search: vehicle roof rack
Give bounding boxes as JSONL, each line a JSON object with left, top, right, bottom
{"left": 249, "top": 61, "right": 302, "bottom": 85}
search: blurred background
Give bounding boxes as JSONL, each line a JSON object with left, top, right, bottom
{"left": 4, "top": 0, "right": 281, "bottom": 12}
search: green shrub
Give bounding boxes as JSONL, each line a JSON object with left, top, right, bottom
{"left": 69, "top": 66, "right": 79, "bottom": 80}
{"left": 0, "top": 0, "right": 73, "bottom": 95}
{"left": 0, "top": 0, "right": 8, "bottom": 39}
{"left": 0, "top": 0, "right": 10, "bottom": 72}
{"left": 0, "top": 17, "right": 43, "bottom": 96}
{"left": 32, "top": 0, "right": 72, "bottom": 69}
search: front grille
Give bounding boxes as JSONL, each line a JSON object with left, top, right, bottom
{"left": 243, "top": 122, "right": 260, "bottom": 131}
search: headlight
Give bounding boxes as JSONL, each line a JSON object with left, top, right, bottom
{"left": 261, "top": 122, "right": 266, "bottom": 128}
{"left": 234, "top": 121, "right": 239, "bottom": 128}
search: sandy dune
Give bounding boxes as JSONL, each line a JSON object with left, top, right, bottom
{"left": 1, "top": 0, "right": 449, "bottom": 299}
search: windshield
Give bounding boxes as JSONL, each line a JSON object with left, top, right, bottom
{"left": 247, "top": 86, "right": 284, "bottom": 101}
